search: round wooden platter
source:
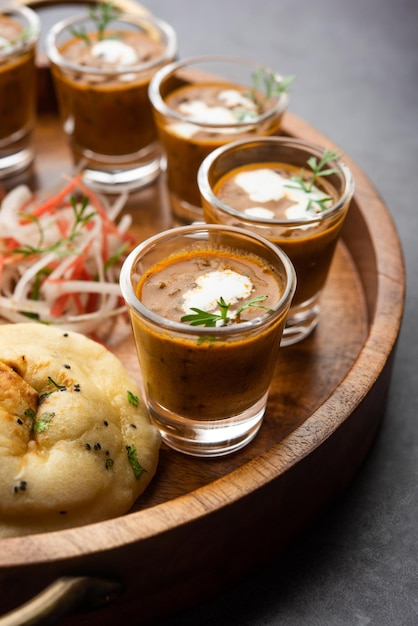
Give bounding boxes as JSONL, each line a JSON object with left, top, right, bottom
{"left": 0, "top": 73, "right": 405, "bottom": 626}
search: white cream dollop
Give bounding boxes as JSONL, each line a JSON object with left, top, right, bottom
{"left": 178, "top": 100, "right": 238, "bottom": 125}
{"left": 236, "top": 169, "right": 331, "bottom": 219}
{"left": 236, "top": 169, "right": 286, "bottom": 203}
{"left": 91, "top": 39, "right": 138, "bottom": 65}
{"left": 170, "top": 88, "right": 258, "bottom": 138}
{"left": 182, "top": 269, "right": 253, "bottom": 315}
{"left": 244, "top": 207, "right": 276, "bottom": 219}
{"left": 217, "top": 89, "right": 257, "bottom": 112}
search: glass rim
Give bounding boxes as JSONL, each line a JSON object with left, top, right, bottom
{"left": 197, "top": 136, "right": 355, "bottom": 225}
{"left": 0, "top": 5, "right": 40, "bottom": 58}
{"left": 120, "top": 223, "right": 296, "bottom": 336}
{"left": 44, "top": 11, "right": 177, "bottom": 75}
{"left": 148, "top": 54, "right": 289, "bottom": 128}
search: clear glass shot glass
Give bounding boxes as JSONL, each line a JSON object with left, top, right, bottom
{"left": 198, "top": 137, "right": 355, "bottom": 346}
{"left": 148, "top": 55, "right": 290, "bottom": 225}
{"left": 120, "top": 224, "right": 296, "bottom": 457}
{"left": 0, "top": 5, "right": 40, "bottom": 178}
{"left": 45, "top": 9, "right": 177, "bottom": 192}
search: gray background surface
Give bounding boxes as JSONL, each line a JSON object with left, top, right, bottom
{"left": 138, "top": 0, "right": 417, "bottom": 624}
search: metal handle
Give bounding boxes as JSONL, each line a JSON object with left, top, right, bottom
{"left": 17, "top": 0, "right": 150, "bottom": 15}
{"left": 0, "top": 576, "right": 123, "bottom": 626}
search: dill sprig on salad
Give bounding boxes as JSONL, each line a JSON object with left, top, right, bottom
{"left": 0, "top": 176, "right": 133, "bottom": 334}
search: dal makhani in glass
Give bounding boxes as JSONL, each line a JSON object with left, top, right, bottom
{"left": 120, "top": 224, "right": 296, "bottom": 457}
{"left": 198, "top": 137, "right": 355, "bottom": 345}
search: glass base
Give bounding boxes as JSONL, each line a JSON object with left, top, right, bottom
{"left": 80, "top": 157, "right": 162, "bottom": 193}
{"left": 281, "top": 295, "right": 321, "bottom": 346}
{"left": 148, "top": 392, "right": 268, "bottom": 457}
{"left": 169, "top": 191, "right": 205, "bottom": 225}
{"left": 0, "top": 147, "right": 34, "bottom": 178}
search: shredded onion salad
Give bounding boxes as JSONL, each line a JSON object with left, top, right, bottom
{"left": 0, "top": 176, "right": 134, "bottom": 335}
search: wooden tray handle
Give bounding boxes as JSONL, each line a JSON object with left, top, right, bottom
{"left": 0, "top": 576, "right": 123, "bottom": 626}
{"left": 17, "top": 0, "right": 150, "bottom": 15}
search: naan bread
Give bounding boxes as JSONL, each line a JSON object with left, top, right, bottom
{"left": 0, "top": 323, "right": 160, "bottom": 537}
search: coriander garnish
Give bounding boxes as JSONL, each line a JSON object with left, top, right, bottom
{"left": 181, "top": 295, "right": 273, "bottom": 328}
{"left": 284, "top": 148, "right": 341, "bottom": 212}
{"left": 47, "top": 376, "right": 67, "bottom": 391}
{"left": 14, "top": 195, "right": 96, "bottom": 258}
{"left": 249, "top": 66, "right": 295, "bottom": 112}
{"left": 33, "top": 412, "right": 55, "bottom": 434}
{"left": 126, "top": 445, "right": 146, "bottom": 479}
{"left": 5, "top": 28, "right": 32, "bottom": 48}
{"left": 70, "top": 1, "right": 121, "bottom": 44}
{"left": 105, "top": 457, "right": 115, "bottom": 470}
{"left": 24, "top": 407, "right": 36, "bottom": 420}
{"left": 127, "top": 390, "right": 139, "bottom": 407}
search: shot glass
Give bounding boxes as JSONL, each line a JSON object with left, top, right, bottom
{"left": 45, "top": 8, "right": 177, "bottom": 192}
{"left": 0, "top": 5, "right": 40, "bottom": 178}
{"left": 120, "top": 224, "right": 296, "bottom": 457}
{"left": 148, "top": 55, "right": 290, "bottom": 225}
{"left": 198, "top": 137, "right": 355, "bottom": 346}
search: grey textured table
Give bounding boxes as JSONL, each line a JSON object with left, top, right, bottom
{"left": 137, "top": 0, "right": 416, "bottom": 624}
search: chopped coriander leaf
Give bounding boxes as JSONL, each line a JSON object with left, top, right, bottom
{"left": 105, "top": 458, "right": 115, "bottom": 470}
{"left": 127, "top": 391, "right": 139, "bottom": 407}
{"left": 126, "top": 445, "right": 146, "bottom": 480}
{"left": 24, "top": 408, "right": 36, "bottom": 420}
{"left": 33, "top": 412, "right": 55, "bottom": 434}
{"left": 47, "top": 376, "right": 67, "bottom": 391}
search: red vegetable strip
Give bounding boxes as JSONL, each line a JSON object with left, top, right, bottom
{"left": 101, "top": 229, "right": 109, "bottom": 265}
{"left": 62, "top": 239, "right": 94, "bottom": 277}
{"left": 72, "top": 266, "right": 93, "bottom": 281}
{"left": 4, "top": 238, "right": 20, "bottom": 252}
{"left": 86, "top": 292, "right": 99, "bottom": 313}
{"left": 56, "top": 216, "right": 70, "bottom": 239}
{"left": 72, "top": 292, "right": 85, "bottom": 315}
{"left": 29, "top": 177, "right": 81, "bottom": 218}
{"left": 50, "top": 291, "right": 86, "bottom": 317}
{"left": 50, "top": 293, "right": 71, "bottom": 317}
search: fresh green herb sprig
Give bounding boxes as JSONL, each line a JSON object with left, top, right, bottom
{"left": 103, "top": 241, "right": 130, "bottom": 273}
{"left": 3, "top": 28, "right": 32, "bottom": 49}
{"left": 249, "top": 66, "right": 295, "bottom": 111}
{"left": 69, "top": 24, "right": 90, "bottom": 45}
{"left": 284, "top": 148, "right": 341, "bottom": 212}
{"left": 70, "top": 1, "right": 121, "bottom": 44}
{"left": 181, "top": 295, "right": 272, "bottom": 328}
{"left": 14, "top": 195, "right": 96, "bottom": 258}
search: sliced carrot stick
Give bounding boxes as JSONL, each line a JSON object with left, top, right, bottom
{"left": 30, "top": 176, "right": 81, "bottom": 218}
{"left": 50, "top": 293, "right": 71, "bottom": 317}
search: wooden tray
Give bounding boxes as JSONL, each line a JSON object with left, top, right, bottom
{"left": 0, "top": 19, "right": 405, "bottom": 625}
